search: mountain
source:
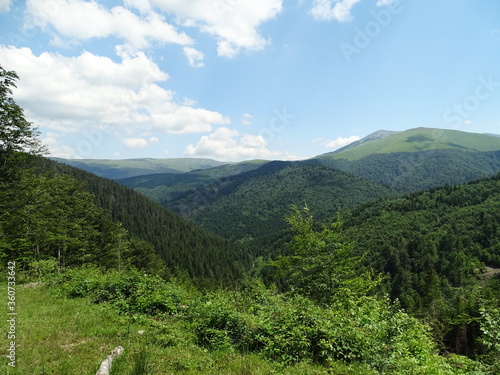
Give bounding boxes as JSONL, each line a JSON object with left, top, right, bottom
{"left": 326, "top": 129, "right": 399, "bottom": 155}
{"left": 168, "top": 161, "right": 395, "bottom": 240}
{"left": 312, "top": 128, "right": 500, "bottom": 193}
{"left": 117, "top": 159, "right": 268, "bottom": 203}
{"left": 39, "top": 158, "right": 251, "bottom": 280}
{"left": 318, "top": 127, "right": 500, "bottom": 161}
{"left": 51, "top": 157, "right": 229, "bottom": 179}
{"left": 340, "top": 173, "right": 500, "bottom": 354}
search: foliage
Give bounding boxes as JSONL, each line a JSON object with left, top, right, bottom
{"left": 478, "top": 303, "right": 500, "bottom": 370}
{"left": 0, "top": 170, "right": 149, "bottom": 272}
{"left": 271, "top": 205, "right": 379, "bottom": 305}
{"left": 340, "top": 174, "right": 500, "bottom": 355}
{"left": 40, "top": 158, "right": 251, "bottom": 280}
{"left": 172, "top": 162, "right": 394, "bottom": 240}
{"left": 50, "top": 266, "right": 488, "bottom": 374}
{"left": 314, "top": 149, "right": 500, "bottom": 193}
{"left": 0, "top": 65, "right": 46, "bottom": 174}
{"left": 54, "top": 266, "right": 191, "bottom": 317}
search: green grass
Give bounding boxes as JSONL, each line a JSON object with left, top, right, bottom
{"left": 1, "top": 284, "right": 353, "bottom": 375}
{"left": 1, "top": 284, "right": 144, "bottom": 375}
{"left": 326, "top": 127, "right": 500, "bottom": 160}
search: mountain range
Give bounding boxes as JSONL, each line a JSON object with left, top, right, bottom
{"left": 53, "top": 127, "right": 500, "bottom": 242}
{"left": 36, "top": 127, "right": 500, "bottom": 350}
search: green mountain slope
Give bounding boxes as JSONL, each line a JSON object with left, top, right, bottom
{"left": 52, "top": 157, "right": 229, "bottom": 179}
{"left": 313, "top": 149, "right": 500, "bottom": 193}
{"left": 320, "top": 127, "right": 500, "bottom": 161}
{"left": 41, "top": 158, "right": 251, "bottom": 279}
{"left": 170, "top": 162, "right": 395, "bottom": 240}
{"left": 344, "top": 174, "right": 500, "bottom": 294}
{"left": 117, "top": 159, "right": 268, "bottom": 203}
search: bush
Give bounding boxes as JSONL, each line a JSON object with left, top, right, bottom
{"left": 52, "top": 267, "right": 489, "bottom": 374}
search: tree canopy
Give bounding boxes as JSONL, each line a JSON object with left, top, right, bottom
{"left": 0, "top": 65, "right": 46, "bottom": 174}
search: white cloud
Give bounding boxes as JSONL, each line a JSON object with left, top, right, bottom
{"left": 145, "top": 0, "right": 283, "bottom": 58}
{"left": 124, "top": 138, "right": 149, "bottom": 148}
{"left": 25, "top": 0, "right": 193, "bottom": 50}
{"left": 0, "top": 46, "right": 229, "bottom": 143}
{"left": 242, "top": 113, "right": 252, "bottom": 125}
{"left": 182, "top": 97, "right": 198, "bottom": 107}
{"left": 326, "top": 135, "right": 360, "bottom": 149}
{"left": 0, "top": 0, "right": 12, "bottom": 13}
{"left": 42, "top": 132, "right": 79, "bottom": 158}
{"left": 124, "top": 0, "right": 152, "bottom": 13}
{"left": 184, "top": 127, "right": 298, "bottom": 161}
{"left": 183, "top": 46, "right": 204, "bottom": 68}
{"left": 310, "top": 0, "right": 362, "bottom": 22}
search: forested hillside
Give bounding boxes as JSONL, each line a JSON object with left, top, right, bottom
{"left": 313, "top": 149, "right": 500, "bottom": 193}
{"left": 38, "top": 158, "right": 251, "bottom": 280}
{"left": 117, "top": 159, "right": 268, "bottom": 204}
{"left": 169, "top": 161, "right": 395, "bottom": 240}
{"left": 340, "top": 174, "right": 500, "bottom": 354}
{"left": 3, "top": 65, "right": 500, "bottom": 373}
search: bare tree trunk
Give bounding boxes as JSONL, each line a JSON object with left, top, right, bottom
{"left": 95, "top": 346, "right": 124, "bottom": 375}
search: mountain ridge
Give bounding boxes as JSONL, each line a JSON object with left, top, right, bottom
{"left": 318, "top": 127, "right": 500, "bottom": 161}
{"left": 51, "top": 157, "right": 231, "bottom": 179}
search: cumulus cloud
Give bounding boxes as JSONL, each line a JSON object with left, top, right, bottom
{"left": 183, "top": 46, "right": 204, "bottom": 68}
{"left": 142, "top": 0, "right": 283, "bottom": 58}
{"left": 241, "top": 113, "right": 252, "bottom": 125}
{"left": 310, "top": 0, "right": 362, "bottom": 22}
{"left": 325, "top": 135, "right": 360, "bottom": 149}
{"left": 42, "top": 132, "right": 79, "bottom": 158}
{"left": 24, "top": 0, "right": 282, "bottom": 58}
{"left": 25, "top": 0, "right": 193, "bottom": 50}
{"left": 124, "top": 138, "right": 149, "bottom": 148}
{"left": 0, "top": 46, "right": 229, "bottom": 137}
{"left": 0, "top": 0, "right": 12, "bottom": 13}
{"left": 184, "top": 127, "right": 298, "bottom": 161}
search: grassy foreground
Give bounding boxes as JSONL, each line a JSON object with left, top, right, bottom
{"left": 1, "top": 283, "right": 363, "bottom": 375}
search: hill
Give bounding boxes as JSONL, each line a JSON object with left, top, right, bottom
{"left": 319, "top": 127, "right": 500, "bottom": 161}
{"left": 117, "top": 159, "right": 268, "bottom": 203}
{"left": 39, "top": 158, "right": 251, "bottom": 279}
{"left": 341, "top": 174, "right": 500, "bottom": 353}
{"left": 52, "top": 157, "right": 229, "bottom": 179}
{"left": 168, "top": 161, "right": 395, "bottom": 240}
{"left": 313, "top": 149, "right": 500, "bottom": 193}
{"left": 327, "top": 129, "right": 399, "bottom": 155}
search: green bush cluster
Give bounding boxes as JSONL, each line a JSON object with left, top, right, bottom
{"left": 54, "top": 266, "right": 190, "bottom": 317}
{"left": 52, "top": 268, "right": 487, "bottom": 374}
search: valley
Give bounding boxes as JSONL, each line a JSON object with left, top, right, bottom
{"left": 3, "top": 118, "right": 500, "bottom": 373}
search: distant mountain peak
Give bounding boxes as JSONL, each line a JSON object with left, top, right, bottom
{"left": 323, "top": 129, "right": 399, "bottom": 156}
{"left": 315, "top": 127, "right": 500, "bottom": 161}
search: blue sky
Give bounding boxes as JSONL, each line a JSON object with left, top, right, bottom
{"left": 1, "top": 0, "right": 499, "bottom": 161}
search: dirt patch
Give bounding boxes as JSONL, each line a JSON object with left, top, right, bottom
{"left": 482, "top": 267, "right": 500, "bottom": 284}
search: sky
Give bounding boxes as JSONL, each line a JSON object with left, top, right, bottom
{"left": 0, "top": 0, "right": 499, "bottom": 161}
